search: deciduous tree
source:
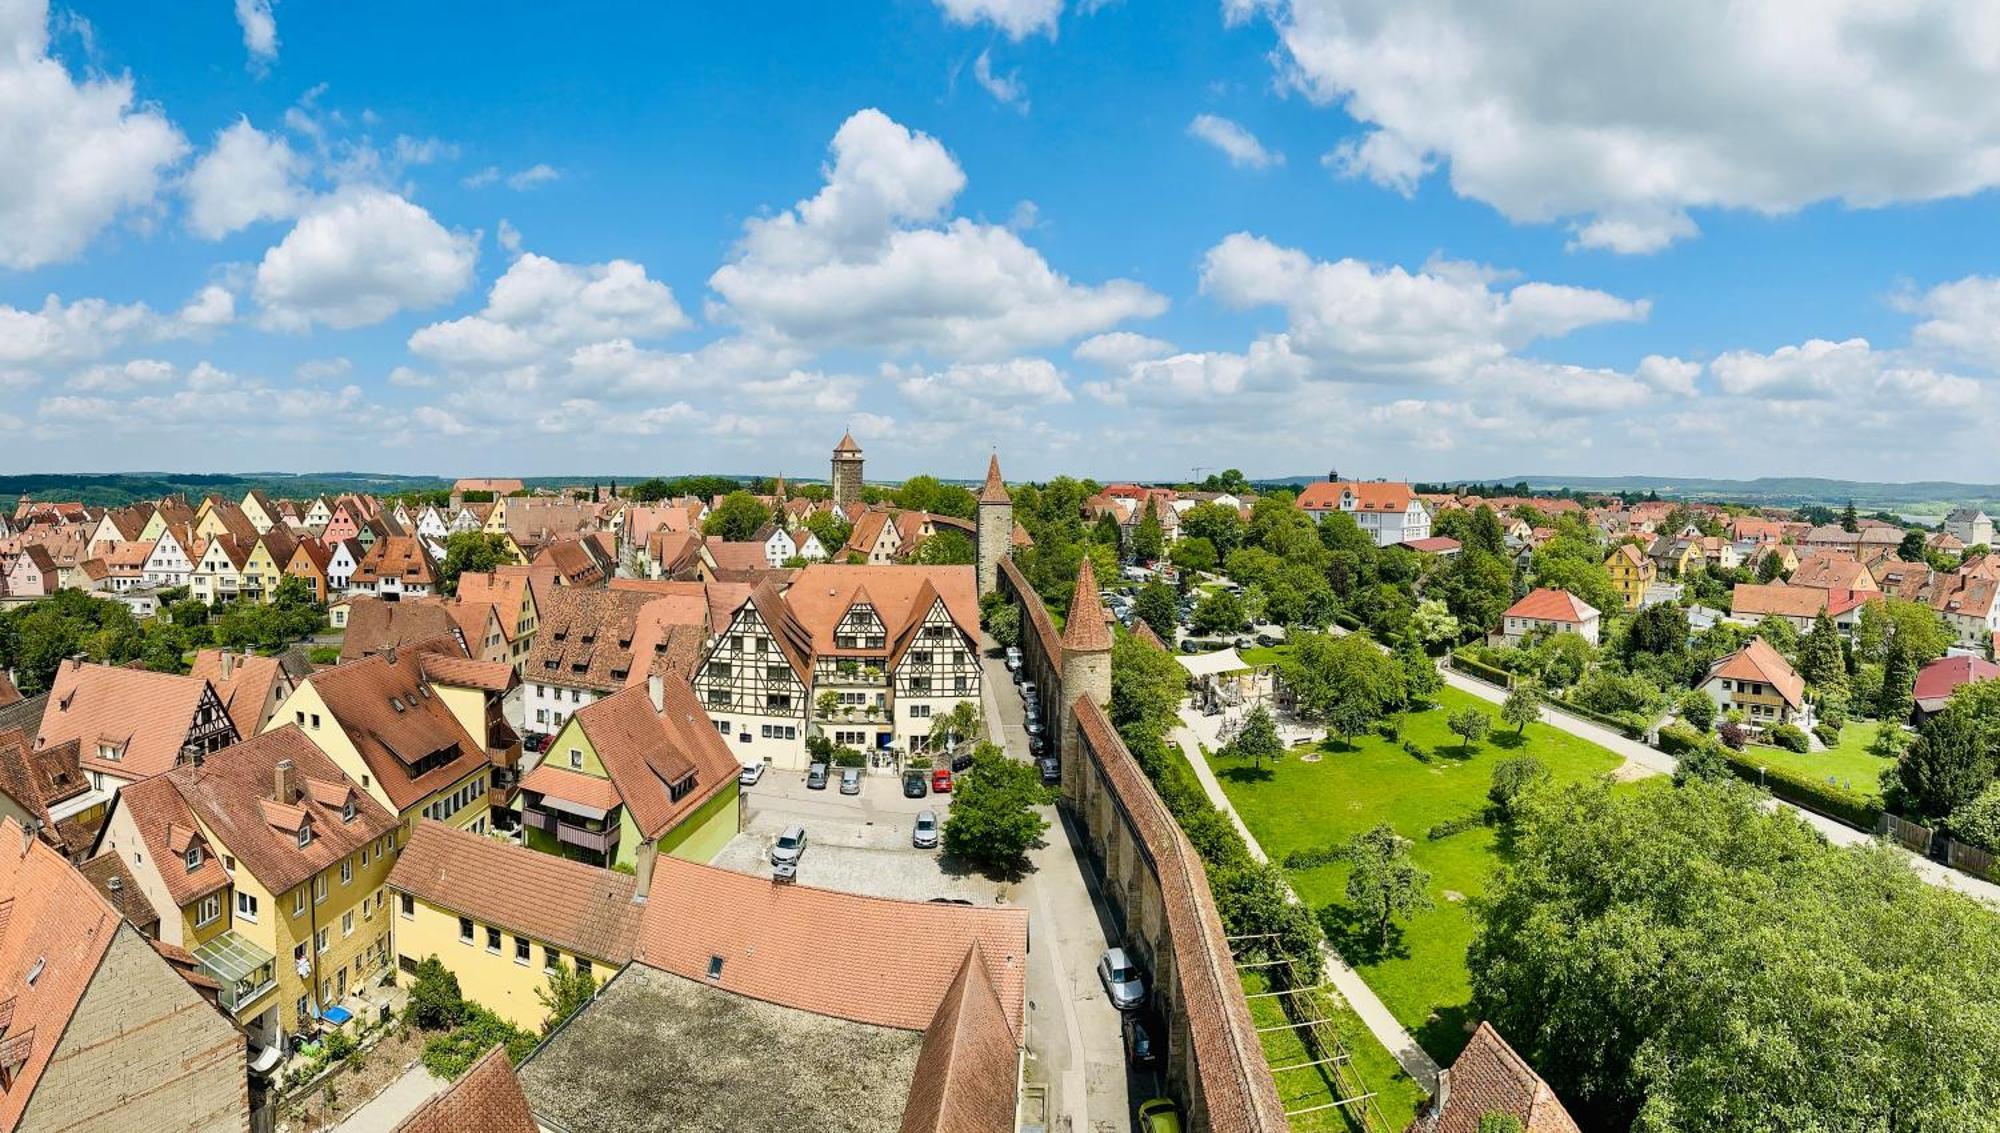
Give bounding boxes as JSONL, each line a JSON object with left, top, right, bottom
{"left": 1345, "top": 823, "right": 1433, "bottom": 948}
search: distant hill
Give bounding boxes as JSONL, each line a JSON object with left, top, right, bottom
{"left": 0, "top": 471, "right": 796, "bottom": 508}
{"left": 1255, "top": 473, "right": 2000, "bottom": 514}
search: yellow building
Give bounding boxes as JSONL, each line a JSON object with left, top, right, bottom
{"left": 270, "top": 642, "right": 521, "bottom": 835}
{"left": 387, "top": 821, "right": 641, "bottom": 1031}
{"left": 96, "top": 726, "right": 401, "bottom": 1055}
{"left": 1604, "top": 543, "right": 1656, "bottom": 610}
{"left": 522, "top": 677, "right": 742, "bottom": 870}
{"left": 241, "top": 530, "right": 297, "bottom": 605}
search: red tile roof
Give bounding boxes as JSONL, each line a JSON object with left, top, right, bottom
{"left": 302, "top": 645, "right": 492, "bottom": 812}
{"left": 1501, "top": 588, "right": 1597, "bottom": 624}
{"left": 977, "top": 454, "right": 1010, "bottom": 506}
{"left": 392, "top": 1044, "right": 538, "bottom": 1133}
{"left": 387, "top": 821, "right": 641, "bottom": 963}
{"left": 633, "top": 856, "right": 1028, "bottom": 1035}
{"left": 37, "top": 660, "right": 234, "bottom": 780}
{"left": 418, "top": 653, "right": 518, "bottom": 694}
{"left": 1060, "top": 557, "right": 1113, "bottom": 653}
{"left": 1914, "top": 654, "right": 2000, "bottom": 710}
{"left": 1296, "top": 480, "right": 1415, "bottom": 512}
{"left": 1426, "top": 1021, "right": 1581, "bottom": 1133}
{"left": 570, "top": 679, "right": 740, "bottom": 840}
{"left": 897, "top": 943, "right": 1021, "bottom": 1133}
{"left": 518, "top": 763, "right": 623, "bottom": 813}
{"left": 1706, "top": 636, "right": 1806, "bottom": 709}
{"left": 189, "top": 649, "right": 288, "bottom": 738}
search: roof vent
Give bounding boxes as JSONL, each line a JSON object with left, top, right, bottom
{"left": 106, "top": 876, "right": 122, "bottom": 892}
{"left": 24, "top": 958, "right": 43, "bottom": 987}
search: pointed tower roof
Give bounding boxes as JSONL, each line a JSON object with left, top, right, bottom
{"left": 978, "top": 454, "right": 1010, "bottom": 506}
{"left": 834, "top": 432, "right": 862, "bottom": 454}
{"left": 1062, "top": 556, "right": 1113, "bottom": 653}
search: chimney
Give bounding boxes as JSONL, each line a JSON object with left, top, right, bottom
{"left": 274, "top": 759, "right": 298, "bottom": 805}
{"left": 384, "top": 644, "right": 398, "bottom": 666}
{"left": 632, "top": 840, "right": 658, "bottom": 905}
{"left": 220, "top": 651, "right": 236, "bottom": 680}
{"left": 647, "top": 674, "right": 664, "bottom": 713}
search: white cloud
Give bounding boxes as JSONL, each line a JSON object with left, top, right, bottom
{"left": 1238, "top": 0, "right": 2000, "bottom": 252}
{"left": 460, "top": 166, "right": 499, "bottom": 189}
{"left": 896, "top": 357, "right": 1073, "bottom": 411}
{"left": 973, "top": 51, "right": 1028, "bottom": 112}
{"left": 254, "top": 187, "right": 478, "bottom": 330}
{"left": 0, "top": 286, "right": 233, "bottom": 369}
{"left": 1074, "top": 331, "right": 1175, "bottom": 369}
{"left": 1188, "top": 114, "right": 1282, "bottom": 170}
{"left": 934, "top": 0, "right": 1062, "bottom": 39}
{"left": 234, "top": 0, "right": 277, "bottom": 64}
{"left": 71, "top": 358, "right": 176, "bottom": 392}
{"left": 1710, "top": 337, "right": 1877, "bottom": 399}
{"left": 183, "top": 119, "right": 308, "bottom": 238}
{"left": 293, "top": 357, "right": 350, "bottom": 383}
{"left": 1198, "top": 232, "right": 1647, "bottom": 382}
{"left": 409, "top": 251, "right": 689, "bottom": 369}
{"left": 506, "top": 163, "right": 560, "bottom": 190}
{"left": 1902, "top": 276, "right": 2000, "bottom": 372}
{"left": 708, "top": 108, "right": 1165, "bottom": 358}
{"left": 496, "top": 219, "right": 522, "bottom": 253}
{"left": 0, "top": 0, "right": 187, "bottom": 268}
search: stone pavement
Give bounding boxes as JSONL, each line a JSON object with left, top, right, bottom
{"left": 1173, "top": 707, "right": 1442, "bottom": 1095}
{"left": 332, "top": 1063, "right": 444, "bottom": 1132}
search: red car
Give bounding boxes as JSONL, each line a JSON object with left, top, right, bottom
{"left": 930, "top": 767, "right": 954, "bottom": 794}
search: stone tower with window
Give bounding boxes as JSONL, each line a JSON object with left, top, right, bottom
{"left": 975, "top": 452, "right": 1012, "bottom": 596}
{"left": 830, "top": 432, "right": 864, "bottom": 507}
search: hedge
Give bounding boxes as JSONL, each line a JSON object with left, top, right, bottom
{"left": 1721, "top": 748, "right": 1881, "bottom": 831}
{"left": 1548, "top": 696, "right": 1650, "bottom": 740}
{"left": 1450, "top": 650, "right": 1512, "bottom": 688}
{"left": 1656, "top": 723, "right": 1706, "bottom": 756}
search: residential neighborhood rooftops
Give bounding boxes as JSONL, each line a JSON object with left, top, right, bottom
{"left": 568, "top": 678, "right": 739, "bottom": 839}
{"left": 1501, "top": 588, "right": 1598, "bottom": 624}
{"left": 37, "top": 659, "right": 232, "bottom": 780}
{"left": 1913, "top": 655, "right": 2000, "bottom": 713}
{"left": 340, "top": 596, "right": 467, "bottom": 663}
{"left": 300, "top": 642, "right": 492, "bottom": 811}
{"left": 1707, "top": 637, "right": 1806, "bottom": 709}
{"left": 388, "top": 820, "right": 641, "bottom": 963}
{"left": 1295, "top": 480, "right": 1417, "bottom": 512}
{"left": 393, "top": 1044, "right": 538, "bottom": 1133}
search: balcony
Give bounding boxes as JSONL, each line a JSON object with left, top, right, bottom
{"left": 522, "top": 806, "right": 619, "bottom": 857}
{"left": 195, "top": 931, "right": 278, "bottom": 1018}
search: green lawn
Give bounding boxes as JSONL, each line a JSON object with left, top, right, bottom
{"left": 1237, "top": 642, "right": 1293, "bottom": 668}
{"left": 1239, "top": 970, "right": 1424, "bottom": 1132}
{"left": 1218, "top": 685, "right": 1625, "bottom": 1064}
{"left": 1740, "top": 720, "right": 1892, "bottom": 803}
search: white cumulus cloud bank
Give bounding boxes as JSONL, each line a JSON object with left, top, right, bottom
{"left": 254, "top": 187, "right": 478, "bottom": 330}
{"left": 1235, "top": 0, "right": 2000, "bottom": 252}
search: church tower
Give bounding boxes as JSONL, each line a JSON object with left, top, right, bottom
{"left": 976, "top": 453, "right": 1012, "bottom": 596}
{"left": 831, "top": 432, "right": 864, "bottom": 507}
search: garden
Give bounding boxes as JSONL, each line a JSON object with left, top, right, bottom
{"left": 1217, "top": 684, "right": 1624, "bottom": 1064}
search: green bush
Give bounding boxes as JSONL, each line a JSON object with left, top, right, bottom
{"left": 1768, "top": 724, "right": 1810, "bottom": 754}
{"left": 1812, "top": 722, "right": 1842, "bottom": 748}
{"left": 1656, "top": 722, "right": 1706, "bottom": 756}
{"left": 420, "top": 1005, "right": 535, "bottom": 1080}
{"left": 1426, "top": 811, "right": 1489, "bottom": 841}
{"left": 1450, "top": 649, "right": 1512, "bottom": 687}
{"left": 1282, "top": 843, "right": 1347, "bottom": 870}
{"left": 1375, "top": 719, "right": 1399, "bottom": 741}
{"left": 307, "top": 645, "right": 341, "bottom": 665}
{"left": 406, "top": 956, "right": 464, "bottom": 1031}
{"left": 1720, "top": 748, "right": 1880, "bottom": 830}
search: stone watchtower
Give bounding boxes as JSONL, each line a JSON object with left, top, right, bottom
{"left": 975, "top": 453, "right": 1012, "bottom": 596}
{"left": 1059, "top": 556, "right": 1114, "bottom": 793}
{"left": 831, "top": 432, "right": 864, "bottom": 507}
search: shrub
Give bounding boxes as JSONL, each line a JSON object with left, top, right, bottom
{"left": 1768, "top": 724, "right": 1810, "bottom": 754}
{"left": 307, "top": 645, "right": 341, "bottom": 666}
{"left": 1401, "top": 738, "right": 1429, "bottom": 762}
{"left": 421, "top": 1005, "right": 536, "bottom": 1080}
{"left": 1677, "top": 689, "right": 1717, "bottom": 731}
{"left": 1282, "top": 844, "right": 1347, "bottom": 870}
{"left": 1717, "top": 722, "right": 1750, "bottom": 750}
{"left": 1673, "top": 740, "right": 1731, "bottom": 787}
{"left": 1451, "top": 649, "right": 1512, "bottom": 687}
{"left": 1426, "top": 811, "right": 1489, "bottom": 841}
{"left": 1375, "top": 719, "right": 1399, "bottom": 741}
{"left": 1948, "top": 781, "right": 2000, "bottom": 853}
{"left": 320, "top": 1028, "right": 357, "bottom": 1062}
{"left": 406, "top": 956, "right": 464, "bottom": 1031}
{"left": 1812, "top": 722, "right": 1842, "bottom": 748}
{"left": 1488, "top": 755, "right": 1550, "bottom": 818}
{"left": 1656, "top": 722, "right": 1706, "bottom": 756}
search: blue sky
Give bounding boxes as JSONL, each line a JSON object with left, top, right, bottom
{"left": 5, "top": 0, "right": 2000, "bottom": 484}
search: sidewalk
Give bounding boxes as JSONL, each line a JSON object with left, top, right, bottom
{"left": 1174, "top": 709, "right": 1442, "bottom": 1095}
{"left": 1440, "top": 666, "right": 2000, "bottom": 908}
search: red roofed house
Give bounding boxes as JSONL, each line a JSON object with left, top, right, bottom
{"left": 1295, "top": 476, "right": 1431, "bottom": 547}
{"left": 37, "top": 660, "right": 240, "bottom": 794}
{"left": 1913, "top": 654, "right": 2000, "bottom": 722}
{"left": 1700, "top": 637, "right": 1812, "bottom": 731}
{"left": 1491, "top": 588, "right": 1601, "bottom": 647}
{"left": 0, "top": 817, "right": 249, "bottom": 1132}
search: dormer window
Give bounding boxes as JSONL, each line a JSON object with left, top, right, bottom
{"left": 297, "top": 823, "right": 312, "bottom": 848}
{"left": 341, "top": 799, "right": 356, "bottom": 823}
{"left": 184, "top": 846, "right": 202, "bottom": 871}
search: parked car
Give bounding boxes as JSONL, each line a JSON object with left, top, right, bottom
{"left": 1255, "top": 633, "right": 1279, "bottom": 647}
{"left": 1038, "top": 756, "right": 1061, "bottom": 785}
{"left": 912, "top": 809, "right": 939, "bottom": 849}
{"left": 1122, "top": 1012, "right": 1161, "bottom": 1068}
{"left": 1098, "top": 947, "right": 1146, "bottom": 1010}
{"left": 1005, "top": 647, "right": 1022, "bottom": 671}
{"left": 1020, "top": 681, "right": 1037, "bottom": 702}
{"left": 951, "top": 750, "right": 975, "bottom": 773}
{"left": 737, "top": 762, "right": 766, "bottom": 786}
{"left": 1136, "top": 1098, "right": 1182, "bottom": 1133}
{"left": 806, "top": 762, "right": 829, "bottom": 790}
{"left": 903, "top": 770, "right": 928, "bottom": 798}
{"left": 839, "top": 767, "right": 863, "bottom": 795}
{"left": 931, "top": 767, "right": 954, "bottom": 793}
{"left": 771, "top": 824, "right": 808, "bottom": 868}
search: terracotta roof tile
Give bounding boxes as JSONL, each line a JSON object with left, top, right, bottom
{"left": 528, "top": 587, "right": 716, "bottom": 694}
{"left": 897, "top": 943, "right": 1020, "bottom": 1133}
{"left": 977, "top": 454, "right": 1010, "bottom": 506}
{"left": 78, "top": 853, "right": 160, "bottom": 933}
{"left": 1427, "top": 1021, "right": 1581, "bottom": 1133}
{"left": 1707, "top": 636, "right": 1806, "bottom": 709}
{"left": 189, "top": 649, "right": 288, "bottom": 738}
{"left": 392, "top": 1044, "right": 537, "bottom": 1133}
{"left": 634, "top": 856, "right": 1028, "bottom": 1035}
{"left": 1061, "top": 557, "right": 1113, "bottom": 652}
{"left": 388, "top": 821, "right": 640, "bottom": 963}
{"left": 303, "top": 644, "right": 493, "bottom": 812}
{"left": 0, "top": 730, "right": 88, "bottom": 846}
{"left": 1501, "top": 588, "right": 1597, "bottom": 624}
{"left": 340, "top": 597, "right": 467, "bottom": 663}
{"left": 419, "top": 653, "right": 518, "bottom": 694}
{"left": 37, "top": 660, "right": 235, "bottom": 780}
{"left": 570, "top": 679, "right": 740, "bottom": 839}
{"left": 1296, "top": 480, "right": 1416, "bottom": 512}
{"left": 1914, "top": 655, "right": 2000, "bottom": 709}
{"left": 518, "top": 763, "right": 623, "bottom": 813}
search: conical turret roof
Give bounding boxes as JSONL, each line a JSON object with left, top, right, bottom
{"left": 978, "top": 454, "right": 1010, "bottom": 505}
{"left": 1062, "top": 556, "right": 1113, "bottom": 653}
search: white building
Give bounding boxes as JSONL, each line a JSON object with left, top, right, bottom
{"left": 1490, "top": 588, "right": 1601, "bottom": 647}
{"left": 1294, "top": 478, "right": 1431, "bottom": 547}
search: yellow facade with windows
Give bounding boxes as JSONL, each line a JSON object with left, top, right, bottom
{"left": 232, "top": 827, "right": 400, "bottom": 1029}
{"left": 388, "top": 890, "right": 611, "bottom": 1032}
{"left": 270, "top": 681, "right": 495, "bottom": 834}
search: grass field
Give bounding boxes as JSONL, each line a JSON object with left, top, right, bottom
{"left": 1238, "top": 642, "right": 1293, "bottom": 668}
{"left": 1218, "top": 685, "right": 1625, "bottom": 1064}
{"left": 1239, "top": 970, "right": 1425, "bottom": 1132}
{"left": 1739, "top": 719, "right": 1891, "bottom": 802}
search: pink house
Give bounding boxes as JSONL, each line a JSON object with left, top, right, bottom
{"left": 4, "top": 545, "right": 57, "bottom": 598}
{"left": 322, "top": 502, "right": 362, "bottom": 544}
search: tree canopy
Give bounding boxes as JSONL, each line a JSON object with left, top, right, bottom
{"left": 702, "top": 491, "right": 772, "bottom": 541}
{"left": 1279, "top": 632, "right": 1404, "bottom": 742}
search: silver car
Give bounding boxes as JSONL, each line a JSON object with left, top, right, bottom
{"left": 912, "top": 809, "right": 939, "bottom": 849}
{"left": 770, "top": 824, "right": 808, "bottom": 868}
{"left": 1097, "top": 947, "right": 1146, "bottom": 1010}
{"left": 839, "top": 767, "right": 863, "bottom": 795}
